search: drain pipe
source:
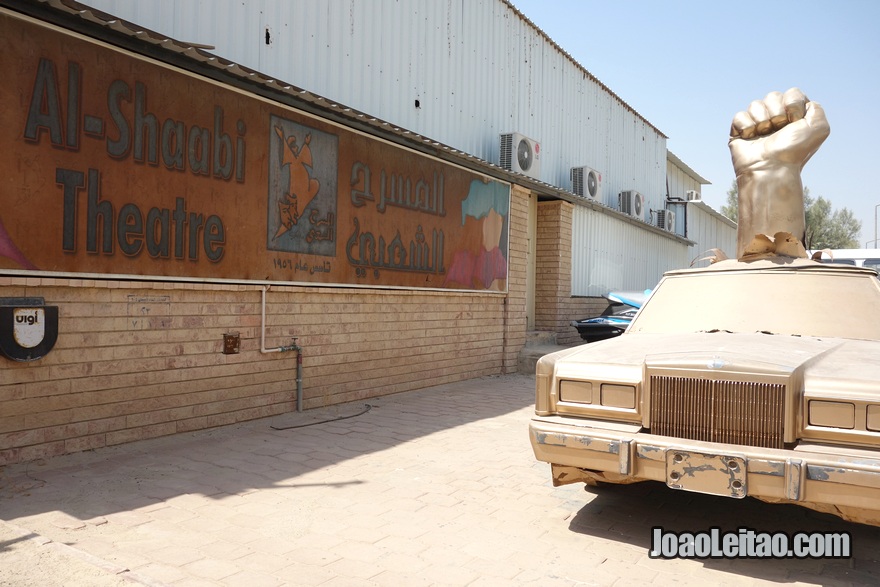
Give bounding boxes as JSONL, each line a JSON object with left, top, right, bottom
{"left": 260, "top": 285, "right": 304, "bottom": 412}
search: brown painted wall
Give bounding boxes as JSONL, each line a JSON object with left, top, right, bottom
{"left": 0, "top": 9, "right": 510, "bottom": 293}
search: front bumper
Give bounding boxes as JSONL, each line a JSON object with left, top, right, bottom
{"left": 530, "top": 415, "right": 880, "bottom": 515}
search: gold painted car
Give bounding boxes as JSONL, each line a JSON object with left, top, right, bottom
{"left": 530, "top": 256, "right": 880, "bottom": 525}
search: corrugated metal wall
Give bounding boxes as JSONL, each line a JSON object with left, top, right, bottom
{"left": 571, "top": 205, "right": 689, "bottom": 296}
{"left": 686, "top": 202, "right": 738, "bottom": 267}
{"left": 78, "top": 0, "right": 672, "bottom": 216}
{"left": 666, "top": 160, "right": 703, "bottom": 203}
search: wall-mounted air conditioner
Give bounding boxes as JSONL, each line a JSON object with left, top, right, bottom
{"left": 686, "top": 190, "right": 701, "bottom": 202}
{"left": 656, "top": 209, "right": 676, "bottom": 232}
{"left": 618, "top": 190, "right": 644, "bottom": 220}
{"left": 570, "top": 166, "right": 602, "bottom": 199}
{"left": 500, "top": 132, "right": 541, "bottom": 179}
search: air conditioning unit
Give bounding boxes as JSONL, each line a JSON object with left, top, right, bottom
{"left": 656, "top": 209, "right": 676, "bottom": 232}
{"left": 570, "top": 166, "right": 602, "bottom": 199}
{"left": 618, "top": 190, "right": 644, "bottom": 220}
{"left": 500, "top": 132, "right": 541, "bottom": 179}
{"left": 686, "top": 190, "right": 701, "bottom": 201}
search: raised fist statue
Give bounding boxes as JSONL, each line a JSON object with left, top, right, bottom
{"left": 728, "top": 88, "right": 830, "bottom": 258}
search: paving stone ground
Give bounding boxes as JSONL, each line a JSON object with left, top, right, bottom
{"left": 2, "top": 373, "right": 879, "bottom": 586}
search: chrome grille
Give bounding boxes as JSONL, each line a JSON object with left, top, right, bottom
{"left": 650, "top": 376, "right": 785, "bottom": 449}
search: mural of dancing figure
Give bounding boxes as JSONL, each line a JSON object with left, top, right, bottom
{"left": 273, "top": 125, "right": 321, "bottom": 240}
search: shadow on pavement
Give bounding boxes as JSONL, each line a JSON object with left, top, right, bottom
{"left": 0, "top": 374, "right": 535, "bottom": 524}
{"left": 567, "top": 479, "right": 880, "bottom": 585}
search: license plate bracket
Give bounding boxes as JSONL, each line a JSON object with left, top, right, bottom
{"left": 665, "top": 450, "right": 746, "bottom": 498}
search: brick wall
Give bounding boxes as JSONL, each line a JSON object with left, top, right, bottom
{"left": 0, "top": 181, "right": 533, "bottom": 465}
{"left": 0, "top": 276, "right": 513, "bottom": 465}
{"left": 501, "top": 186, "right": 530, "bottom": 372}
{"left": 535, "top": 200, "right": 610, "bottom": 345}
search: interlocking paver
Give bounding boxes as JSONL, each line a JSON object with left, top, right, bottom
{"left": 150, "top": 544, "right": 207, "bottom": 567}
{"left": 283, "top": 546, "right": 342, "bottom": 567}
{"left": 184, "top": 557, "right": 242, "bottom": 581}
{"left": 236, "top": 551, "right": 295, "bottom": 573}
{"left": 418, "top": 564, "right": 481, "bottom": 586}
{"left": 371, "top": 569, "right": 434, "bottom": 587}
{"left": 328, "top": 540, "right": 384, "bottom": 564}
{"left": 197, "top": 538, "right": 254, "bottom": 560}
{"left": 323, "top": 556, "right": 383, "bottom": 580}
{"left": 2, "top": 373, "right": 879, "bottom": 586}
{"left": 222, "top": 569, "right": 284, "bottom": 587}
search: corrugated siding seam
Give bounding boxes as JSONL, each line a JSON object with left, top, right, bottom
{"left": 571, "top": 205, "right": 689, "bottom": 296}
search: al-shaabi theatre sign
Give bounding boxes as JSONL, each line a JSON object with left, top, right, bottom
{"left": 0, "top": 8, "right": 510, "bottom": 293}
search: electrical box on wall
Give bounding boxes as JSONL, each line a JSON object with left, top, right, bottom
{"left": 0, "top": 297, "right": 59, "bottom": 362}
{"left": 223, "top": 332, "right": 241, "bottom": 354}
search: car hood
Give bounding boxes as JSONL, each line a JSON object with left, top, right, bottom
{"left": 541, "top": 332, "right": 880, "bottom": 387}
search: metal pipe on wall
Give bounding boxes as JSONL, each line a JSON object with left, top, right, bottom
{"left": 260, "top": 285, "right": 303, "bottom": 412}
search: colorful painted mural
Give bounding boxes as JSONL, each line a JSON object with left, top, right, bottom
{"left": 0, "top": 9, "right": 509, "bottom": 292}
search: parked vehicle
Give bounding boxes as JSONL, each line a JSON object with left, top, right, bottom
{"left": 570, "top": 290, "right": 650, "bottom": 343}
{"left": 530, "top": 256, "right": 880, "bottom": 525}
{"left": 810, "top": 248, "right": 880, "bottom": 269}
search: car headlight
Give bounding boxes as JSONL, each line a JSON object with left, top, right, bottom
{"left": 802, "top": 394, "right": 880, "bottom": 447}
{"left": 808, "top": 400, "right": 855, "bottom": 429}
{"left": 555, "top": 378, "right": 641, "bottom": 422}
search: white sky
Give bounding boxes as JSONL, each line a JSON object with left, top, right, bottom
{"left": 511, "top": 0, "right": 880, "bottom": 246}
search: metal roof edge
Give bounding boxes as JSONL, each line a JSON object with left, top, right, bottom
{"left": 0, "top": 1, "right": 532, "bottom": 183}
{"left": 502, "top": 0, "right": 668, "bottom": 140}
{"left": 3, "top": 0, "right": 684, "bottom": 244}
{"left": 667, "top": 150, "right": 711, "bottom": 185}
{"left": 687, "top": 200, "right": 737, "bottom": 229}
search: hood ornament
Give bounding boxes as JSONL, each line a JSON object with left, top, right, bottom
{"left": 707, "top": 356, "right": 726, "bottom": 369}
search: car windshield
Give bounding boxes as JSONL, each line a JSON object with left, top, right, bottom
{"left": 628, "top": 268, "right": 880, "bottom": 341}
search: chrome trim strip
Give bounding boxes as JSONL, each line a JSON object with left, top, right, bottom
{"left": 785, "top": 458, "right": 805, "bottom": 500}
{"left": 619, "top": 439, "right": 632, "bottom": 474}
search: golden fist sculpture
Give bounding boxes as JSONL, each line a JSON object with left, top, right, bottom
{"left": 728, "top": 88, "right": 830, "bottom": 258}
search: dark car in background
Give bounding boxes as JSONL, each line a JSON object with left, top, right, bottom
{"left": 570, "top": 290, "right": 650, "bottom": 343}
